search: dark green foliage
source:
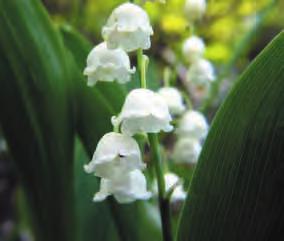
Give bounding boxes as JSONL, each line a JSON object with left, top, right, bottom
{"left": 0, "top": 0, "right": 75, "bottom": 240}
{"left": 177, "top": 32, "right": 284, "bottom": 241}
{"left": 1, "top": 1, "right": 283, "bottom": 241}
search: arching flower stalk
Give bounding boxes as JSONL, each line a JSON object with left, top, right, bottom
{"left": 133, "top": 40, "right": 174, "bottom": 241}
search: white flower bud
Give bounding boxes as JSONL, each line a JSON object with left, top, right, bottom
{"left": 173, "top": 137, "right": 201, "bottom": 164}
{"left": 153, "top": 173, "right": 186, "bottom": 201}
{"left": 186, "top": 59, "right": 215, "bottom": 87}
{"left": 176, "top": 110, "right": 208, "bottom": 140}
{"left": 93, "top": 170, "right": 152, "bottom": 203}
{"left": 112, "top": 89, "right": 173, "bottom": 136}
{"left": 165, "top": 173, "right": 187, "bottom": 201}
{"left": 157, "top": 87, "right": 185, "bottom": 115}
{"left": 102, "top": 3, "right": 153, "bottom": 52}
{"left": 185, "top": 0, "right": 207, "bottom": 22}
{"left": 161, "top": 47, "right": 177, "bottom": 65}
{"left": 182, "top": 36, "right": 205, "bottom": 63}
{"left": 84, "top": 132, "right": 145, "bottom": 179}
{"left": 83, "top": 42, "right": 135, "bottom": 86}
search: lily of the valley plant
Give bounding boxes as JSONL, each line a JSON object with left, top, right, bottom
{"left": 83, "top": 1, "right": 212, "bottom": 241}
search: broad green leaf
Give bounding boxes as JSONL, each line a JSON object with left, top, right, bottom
{"left": 74, "top": 138, "right": 120, "bottom": 241}
{"left": 60, "top": 28, "right": 124, "bottom": 241}
{"left": 177, "top": 31, "right": 284, "bottom": 241}
{"left": 0, "top": 1, "right": 75, "bottom": 241}
{"left": 61, "top": 26, "right": 163, "bottom": 241}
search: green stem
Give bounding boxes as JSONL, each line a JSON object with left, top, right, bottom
{"left": 137, "top": 48, "right": 148, "bottom": 88}
{"left": 141, "top": 55, "right": 148, "bottom": 88}
{"left": 113, "top": 123, "right": 119, "bottom": 133}
{"left": 190, "top": 23, "right": 195, "bottom": 35}
{"left": 148, "top": 133, "right": 173, "bottom": 241}
{"left": 137, "top": 48, "right": 172, "bottom": 241}
{"left": 181, "top": 90, "right": 193, "bottom": 109}
{"left": 163, "top": 67, "right": 171, "bottom": 87}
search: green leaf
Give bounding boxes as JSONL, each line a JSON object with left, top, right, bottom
{"left": 74, "top": 138, "right": 120, "bottom": 241}
{"left": 61, "top": 25, "right": 163, "bottom": 241}
{"left": 177, "top": 31, "right": 284, "bottom": 241}
{"left": 0, "top": 1, "right": 75, "bottom": 241}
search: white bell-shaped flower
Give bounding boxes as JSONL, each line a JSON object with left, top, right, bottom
{"left": 172, "top": 137, "right": 202, "bottom": 164}
{"left": 84, "top": 132, "right": 145, "bottom": 178}
{"left": 164, "top": 173, "right": 187, "bottom": 201}
{"left": 157, "top": 87, "right": 185, "bottom": 115}
{"left": 184, "top": 0, "right": 207, "bottom": 22}
{"left": 153, "top": 172, "right": 186, "bottom": 201}
{"left": 186, "top": 59, "right": 215, "bottom": 87}
{"left": 176, "top": 110, "right": 208, "bottom": 140}
{"left": 93, "top": 170, "right": 152, "bottom": 203}
{"left": 112, "top": 89, "right": 173, "bottom": 136}
{"left": 187, "top": 79, "right": 211, "bottom": 99}
{"left": 102, "top": 3, "right": 153, "bottom": 52}
{"left": 182, "top": 36, "right": 205, "bottom": 63}
{"left": 83, "top": 42, "right": 135, "bottom": 86}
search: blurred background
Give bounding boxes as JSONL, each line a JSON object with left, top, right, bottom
{"left": 42, "top": 0, "right": 283, "bottom": 65}
{"left": 42, "top": 0, "right": 284, "bottom": 114}
{"left": 0, "top": 0, "right": 283, "bottom": 240}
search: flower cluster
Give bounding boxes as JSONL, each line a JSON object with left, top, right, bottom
{"left": 83, "top": 0, "right": 212, "bottom": 209}
{"left": 84, "top": 132, "right": 151, "bottom": 203}
{"left": 83, "top": 2, "right": 174, "bottom": 204}
{"left": 183, "top": 0, "right": 216, "bottom": 97}
{"left": 84, "top": 3, "right": 153, "bottom": 86}
{"left": 169, "top": 0, "right": 211, "bottom": 165}
{"left": 173, "top": 110, "right": 208, "bottom": 164}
